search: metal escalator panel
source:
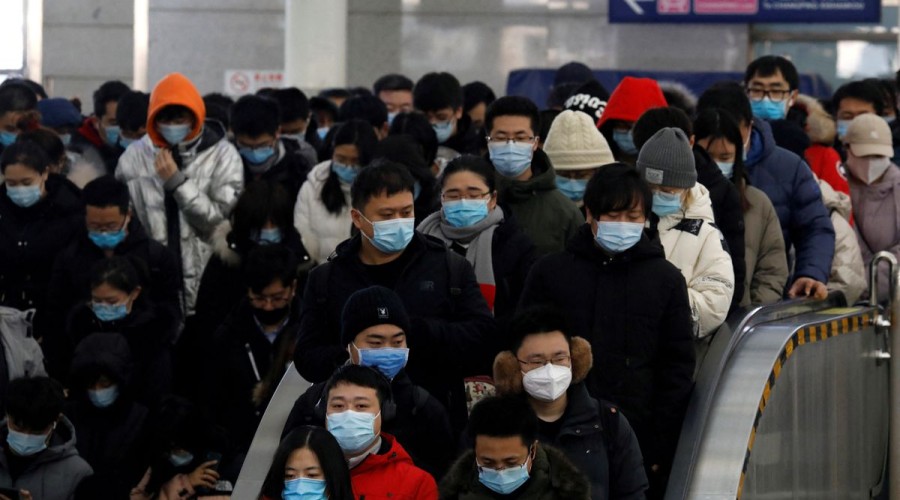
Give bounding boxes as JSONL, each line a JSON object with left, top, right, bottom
{"left": 685, "top": 307, "right": 888, "bottom": 499}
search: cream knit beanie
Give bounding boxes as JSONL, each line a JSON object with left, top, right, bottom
{"left": 543, "top": 110, "right": 615, "bottom": 171}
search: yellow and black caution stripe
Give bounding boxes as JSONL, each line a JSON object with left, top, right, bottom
{"left": 736, "top": 310, "right": 875, "bottom": 499}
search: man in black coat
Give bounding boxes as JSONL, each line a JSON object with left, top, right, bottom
{"left": 283, "top": 285, "right": 454, "bottom": 479}
{"left": 520, "top": 163, "right": 695, "bottom": 498}
{"left": 293, "top": 160, "right": 496, "bottom": 431}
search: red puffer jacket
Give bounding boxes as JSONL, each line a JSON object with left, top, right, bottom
{"left": 350, "top": 433, "right": 438, "bottom": 500}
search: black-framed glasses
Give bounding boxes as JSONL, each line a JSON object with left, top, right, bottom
{"left": 746, "top": 88, "right": 790, "bottom": 103}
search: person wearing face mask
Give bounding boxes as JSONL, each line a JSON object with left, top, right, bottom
{"left": 597, "top": 77, "right": 668, "bottom": 164}
{"left": 790, "top": 94, "right": 850, "bottom": 196}
{"left": 637, "top": 128, "right": 735, "bottom": 340}
{"left": 441, "top": 395, "right": 590, "bottom": 499}
{"left": 488, "top": 97, "right": 584, "bottom": 256}
{"left": 115, "top": 91, "right": 149, "bottom": 153}
{"left": 266, "top": 87, "right": 320, "bottom": 168}
{"left": 0, "top": 81, "right": 40, "bottom": 156}
{"left": 202, "top": 246, "right": 302, "bottom": 455}
{"left": 65, "top": 333, "right": 152, "bottom": 500}
{"left": 36, "top": 98, "right": 83, "bottom": 152}
{"left": 319, "top": 365, "right": 438, "bottom": 498}
{"left": 66, "top": 257, "right": 176, "bottom": 407}
{"left": 843, "top": 113, "right": 900, "bottom": 302}
{"left": 373, "top": 135, "right": 442, "bottom": 226}
{"left": 0, "top": 376, "right": 92, "bottom": 500}
{"left": 743, "top": 56, "right": 799, "bottom": 125}
{"left": 417, "top": 155, "right": 536, "bottom": 320}
{"left": 294, "top": 120, "right": 378, "bottom": 264}
{"left": 260, "top": 426, "right": 355, "bottom": 500}
{"left": 544, "top": 110, "right": 615, "bottom": 213}
{"left": 832, "top": 80, "right": 893, "bottom": 160}
{"left": 0, "top": 141, "right": 83, "bottom": 313}
{"left": 294, "top": 160, "right": 495, "bottom": 434}
{"left": 520, "top": 163, "right": 694, "bottom": 498}
{"left": 490, "top": 306, "right": 648, "bottom": 500}
{"left": 283, "top": 286, "right": 454, "bottom": 479}
{"left": 115, "top": 72, "right": 244, "bottom": 319}
{"left": 70, "top": 80, "right": 131, "bottom": 174}
{"left": 413, "top": 72, "right": 482, "bottom": 173}
{"left": 374, "top": 74, "right": 415, "bottom": 130}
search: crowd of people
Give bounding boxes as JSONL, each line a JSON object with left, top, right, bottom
{"left": 0, "top": 53, "right": 894, "bottom": 499}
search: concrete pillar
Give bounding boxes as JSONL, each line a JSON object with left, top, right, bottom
{"left": 285, "top": 0, "right": 347, "bottom": 91}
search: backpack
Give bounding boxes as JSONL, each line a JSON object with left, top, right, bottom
{"left": 0, "top": 307, "right": 47, "bottom": 381}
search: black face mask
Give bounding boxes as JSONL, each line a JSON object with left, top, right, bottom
{"left": 253, "top": 305, "right": 289, "bottom": 326}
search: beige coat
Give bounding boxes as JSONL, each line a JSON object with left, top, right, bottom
{"left": 818, "top": 178, "right": 867, "bottom": 304}
{"left": 742, "top": 185, "right": 789, "bottom": 306}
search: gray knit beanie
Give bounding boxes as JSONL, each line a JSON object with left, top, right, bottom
{"left": 635, "top": 127, "right": 696, "bottom": 188}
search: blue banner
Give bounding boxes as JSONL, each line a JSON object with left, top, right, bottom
{"left": 609, "top": 0, "right": 880, "bottom": 23}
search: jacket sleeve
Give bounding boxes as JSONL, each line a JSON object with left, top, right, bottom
{"left": 519, "top": 256, "right": 552, "bottom": 309}
{"left": 609, "top": 411, "right": 650, "bottom": 500}
{"left": 826, "top": 213, "right": 867, "bottom": 304}
{"left": 565, "top": 206, "right": 586, "bottom": 245}
{"left": 790, "top": 159, "right": 836, "bottom": 283}
{"left": 293, "top": 264, "right": 348, "bottom": 383}
{"left": 294, "top": 181, "right": 321, "bottom": 263}
{"left": 750, "top": 202, "right": 789, "bottom": 305}
{"left": 153, "top": 243, "right": 185, "bottom": 322}
{"left": 413, "top": 470, "right": 439, "bottom": 500}
{"left": 688, "top": 227, "right": 735, "bottom": 338}
{"left": 718, "top": 184, "right": 746, "bottom": 307}
{"left": 169, "top": 145, "right": 243, "bottom": 240}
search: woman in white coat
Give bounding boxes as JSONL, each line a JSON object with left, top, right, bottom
{"left": 293, "top": 120, "right": 378, "bottom": 263}
{"left": 636, "top": 127, "right": 735, "bottom": 339}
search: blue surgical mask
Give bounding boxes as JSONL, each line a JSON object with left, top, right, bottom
{"left": 0, "top": 131, "right": 16, "bottom": 147}
{"left": 360, "top": 215, "right": 415, "bottom": 254}
{"left": 443, "top": 199, "right": 490, "bottom": 228}
{"left": 837, "top": 120, "right": 851, "bottom": 139}
{"left": 595, "top": 221, "right": 643, "bottom": 253}
{"left": 317, "top": 127, "right": 329, "bottom": 141}
{"left": 387, "top": 112, "right": 399, "bottom": 127}
{"left": 433, "top": 120, "right": 454, "bottom": 143}
{"left": 168, "top": 450, "right": 194, "bottom": 468}
{"left": 555, "top": 176, "right": 588, "bottom": 201}
{"left": 92, "top": 302, "right": 128, "bottom": 322}
{"left": 613, "top": 129, "right": 638, "bottom": 156}
{"left": 256, "top": 227, "right": 283, "bottom": 245}
{"left": 59, "top": 133, "right": 72, "bottom": 147}
{"left": 478, "top": 456, "right": 531, "bottom": 495}
{"left": 356, "top": 345, "right": 410, "bottom": 380}
{"left": 652, "top": 191, "right": 683, "bottom": 217}
{"left": 326, "top": 410, "right": 379, "bottom": 453}
{"left": 283, "top": 477, "right": 327, "bottom": 500}
{"left": 7, "top": 428, "right": 50, "bottom": 457}
{"left": 750, "top": 98, "right": 787, "bottom": 121}
{"left": 7, "top": 185, "right": 42, "bottom": 208}
{"left": 332, "top": 161, "right": 358, "bottom": 184}
{"left": 157, "top": 123, "right": 191, "bottom": 145}
{"left": 488, "top": 142, "right": 533, "bottom": 178}
{"left": 105, "top": 125, "right": 121, "bottom": 146}
{"left": 88, "top": 385, "right": 120, "bottom": 408}
{"left": 89, "top": 225, "right": 127, "bottom": 250}
{"left": 716, "top": 161, "right": 734, "bottom": 179}
{"left": 240, "top": 145, "right": 276, "bottom": 165}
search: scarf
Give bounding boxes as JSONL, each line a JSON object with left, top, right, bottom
{"left": 418, "top": 207, "right": 504, "bottom": 311}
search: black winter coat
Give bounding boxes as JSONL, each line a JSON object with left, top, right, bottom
{"left": 0, "top": 174, "right": 83, "bottom": 311}
{"left": 537, "top": 383, "right": 648, "bottom": 500}
{"left": 282, "top": 370, "right": 455, "bottom": 479}
{"left": 520, "top": 225, "right": 695, "bottom": 475}
{"left": 443, "top": 114, "right": 483, "bottom": 156}
{"left": 243, "top": 138, "right": 312, "bottom": 206}
{"left": 293, "top": 233, "right": 496, "bottom": 430}
{"left": 693, "top": 146, "right": 746, "bottom": 307}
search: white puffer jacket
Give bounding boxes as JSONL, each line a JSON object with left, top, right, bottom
{"left": 293, "top": 160, "right": 353, "bottom": 263}
{"left": 116, "top": 133, "right": 243, "bottom": 315}
{"left": 818, "top": 177, "right": 867, "bottom": 304}
{"left": 658, "top": 184, "right": 735, "bottom": 338}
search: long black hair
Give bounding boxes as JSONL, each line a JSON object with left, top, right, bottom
{"left": 693, "top": 108, "right": 750, "bottom": 211}
{"left": 230, "top": 180, "right": 293, "bottom": 249}
{"left": 259, "top": 426, "right": 355, "bottom": 500}
{"left": 321, "top": 119, "right": 378, "bottom": 215}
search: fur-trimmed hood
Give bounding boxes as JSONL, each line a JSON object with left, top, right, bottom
{"left": 210, "top": 220, "right": 242, "bottom": 268}
{"left": 439, "top": 445, "right": 590, "bottom": 500}
{"left": 493, "top": 336, "right": 593, "bottom": 396}
{"left": 795, "top": 94, "right": 836, "bottom": 145}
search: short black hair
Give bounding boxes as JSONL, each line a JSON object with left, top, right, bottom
{"left": 584, "top": 162, "right": 653, "bottom": 219}
{"left": 16, "top": 129, "right": 65, "bottom": 164}
{"left": 413, "top": 72, "right": 462, "bottom": 112}
{"left": 270, "top": 87, "right": 309, "bottom": 123}
{"left": 875, "top": 79, "right": 898, "bottom": 116}
{"left": 467, "top": 395, "right": 539, "bottom": 448}
{"left": 1, "top": 78, "right": 46, "bottom": 100}
{"left": 309, "top": 97, "right": 339, "bottom": 122}
{"left": 7, "top": 376, "right": 64, "bottom": 432}
{"left": 507, "top": 305, "right": 571, "bottom": 354}
{"left": 693, "top": 108, "right": 746, "bottom": 177}
{"left": 697, "top": 81, "right": 753, "bottom": 127}
{"left": 350, "top": 159, "right": 416, "bottom": 210}
{"left": 0, "top": 82, "right": 38, "bottom": 115}
{"left": 231, "top": 180, "right": 294, "bottom": 244}
{"left": 388, "top": 112, "right": 438, "bottom": 165}
{"left": 155, "top": 105, "right": 194, "bottom": 124}
{"left": 441, "top": 155, "right": 496, "bottom": 192}
{"left": 0, "top": 140, "right": 50, "bottom": 174}
{"left": 485, "top": 96, "right": 540, "bottom": 136}
{"left": 231, "top": 95, "right": 280, "bottom": 138}
{"left": 243, "top": 244, "right": 299, "bottom": 293}
{"left": 374, "top": 74, "right": 414, "bottom": 95}
{"left": 744, "top": 55, "right": 799, "bottom": 91}
{"left": 91, "top": 256, "right": 140, "bottom": 294}
{"left": 93, "top": 80, "right": 130, "bottom": 118}
{"left": 323, "top": 364, "right": 393, "bottom": 411}
{"left": 832, "top": 80, "right": 886, "bottom": 116}
{"left": 339, "top": 95, "right": 388, "bottom": 129}
{"left": 116, "top": 91, "right": 150, "bottom": 133}
{"left": 633, "top": 106, "right": 693, "bottom": 150}
{"left": 203, "top": 93, "right": 234, "bottom": 130}
{"left": 320, "top": 88, "right": 352, "bottom": 101}
{"left": 462, "top": 81, "right": 497, "bottom": 113}
{"left": 374, "top": 135, "right": 430, "bottom": 177}
{"left": 261, "top": 427, "right": 355, "bottom": 500}
{"left": 83, "top": 175, "right": 130, "bottom": 214}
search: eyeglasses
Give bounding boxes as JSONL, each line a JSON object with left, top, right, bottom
{"left": 441, "top": 189, "right": 492, "bottom": 202}
{"left": 486, "top": 135, "right": 536, "bottom": 145}
{"left": 746, "top": 88, "right": 790, "bottom": 103}
{"left": 516, "top": 354, "right": 571, "bottom": 370}
{"left": 249, "top": 292, "right": 292, "bottom": 308}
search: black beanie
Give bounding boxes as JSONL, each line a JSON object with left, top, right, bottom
{"left": 340, "top": 286, "right": 412, "bottom": 346}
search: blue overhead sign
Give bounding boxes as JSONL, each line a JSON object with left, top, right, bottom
{"left": 609, "top": 0, "right": 880, "bottom": 23}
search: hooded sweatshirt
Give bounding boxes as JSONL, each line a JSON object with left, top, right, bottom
{"left": 796, "top": 94, "right": 850, "bottom": 196}
{"left": 597, "top": 78, "right": 667, "bottom": 163}
{"left": 349, "top": 433, "right": 438, "bottom": 499}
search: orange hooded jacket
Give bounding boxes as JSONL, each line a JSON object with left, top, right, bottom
{"left": 146, "top": 73, "right": 206, "bottom": 148}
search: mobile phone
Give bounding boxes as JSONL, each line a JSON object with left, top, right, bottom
{"left": 0, "top": 488, "right": 20, "bottom": 500}
{"left": 204, "top": 451, "right": 222, "bottom": 471}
